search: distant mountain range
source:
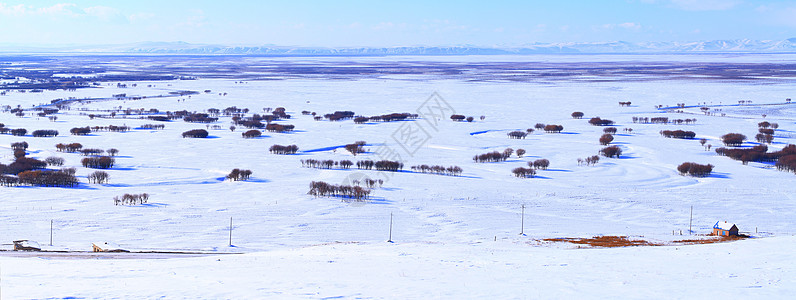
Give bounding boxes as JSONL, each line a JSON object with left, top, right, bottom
{"left": 3, "top": 39, "right": 796, "bottom": 55}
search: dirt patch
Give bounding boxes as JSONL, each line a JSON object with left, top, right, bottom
{"left": 673, "top": 234, "right": 748, "bottom": 245}
{"left": 543, "top": 236, "right": 661, "bottom": 248}
{"left": 542, "top": 235, "right": 749, "bottom": 248}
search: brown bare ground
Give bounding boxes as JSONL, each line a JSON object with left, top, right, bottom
{"left": 542, "top": 235, "right": 749, "bottom": 248}
{"left": 543, "top": 236, "right": 661, "bottom": 248}
{"left": 673, "top": 234, "right": 748, "bottom": 245}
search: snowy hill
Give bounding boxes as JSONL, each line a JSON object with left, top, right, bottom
{"left": 2, "top": 39, "right": 796, "bottom": 55}
{"left": 0, "top": 54, "right": 795, "bottom": 298}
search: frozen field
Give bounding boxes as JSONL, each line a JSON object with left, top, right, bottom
{"left": 0, "top": 54, "right": 795, "bottom": 298}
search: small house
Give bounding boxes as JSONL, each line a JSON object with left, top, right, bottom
{"left": 92, "top": 242, "right": 128, "bottom": 253}
{"left": 713, "top": 221, "right": 739, "bottom": 237}
{"left": 13, "top": 240, "right": 41, "bottom": 251}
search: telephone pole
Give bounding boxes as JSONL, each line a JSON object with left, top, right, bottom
{"left": 689, "top": 206, "right": 693, "bottom": 235}
{"left": 520, "top": 204, "right": 525, "bottom": 235}
{"left": 387, "top": 213, "right": 393, "bottom": 243}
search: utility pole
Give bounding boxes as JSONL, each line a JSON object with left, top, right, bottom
{"left": 229, "top": 217, "right": 233, "bottom": 246}
{"left": 689, "top": 206, "right": 693, "bottom": 235}
{"left": 50, "top": 220, "right": 53, "bottom": 246}
{"left": 387, "top": 213, "right": 393, "bottom": 243}
{"left": 520, "top": 204, "right": 525, "bottom": 235}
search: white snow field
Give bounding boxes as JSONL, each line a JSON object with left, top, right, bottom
{"left": 0, "top": 54, "right": 795, "bottom": 298}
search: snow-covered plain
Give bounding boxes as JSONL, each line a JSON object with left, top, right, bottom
{"left": 1, "top": 54, "right": 795, "bottom": 298}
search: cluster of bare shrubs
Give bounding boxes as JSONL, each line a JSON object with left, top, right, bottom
{"left": 599, "top": 134, "right": 614, "bottom": 145}
{"left": 543, "top": 124, "right": 564, "bottom": 133}
{"left": 410, "top": 165, "right": 463, "bottom": 176}
{"left": 677, "top": 162, "right": 714, "bottom": 177}
{"left": 756, "top": 133, "right": 774, "bottom": 144}
{"left": 354, "top": 160, "right": 404, "bottom": 171}
{"left": 721, "top": 133, "right": 746, "bottom": 146}
{"left": 302, "top": 159, "right": 404, "bottom": 172}
{"left": 571, "top": 112, "right": 584, "bottom": 119}
{"left": 138, "top": 124, "right": 165, "bottom": 130}
{"left": 89, "top": 125, "right": 131, "bottom": 132}
{"left": 265, "top": 123, "right": 294, "bottom": 133}
{"left": 512, "top": 167, "right": 536, "bottom": 178}
{"left": 450, "top": 114, "right": 476, "bottom": 122}
{"left": 218, "top": 106, "right": 249, "bottom": 116}
{"left": 603, "top": 127, "right": 617, "bottom": 135}
{"left": 183, "top": 113, "right": 218, "bottom": 123}
{"left": 232, "top": 111, "right": 289, "bottom": 128}
{"left": 308, "top": 181, "right": 370, "bottom": 200}
{"left": 55, "top": 143, "right": 84, "bottom": 152}
{"left": 588, "top": 117, "right": 615, "bottom": 126}
{"left": 80, "top": 149, "right": 105, "bottom": 156}
{"left": 0, "top": 124, "right": 27, "bottom": 136}
{"left": 356, "top": 160, "right": 374, "bottom": 169}
{"left": 87, "top": 171, "right": 109, "bottom": 184}
{"left": 529, "top": 159, "right": 550, "bottom": 170}
{"left": 345, "top": 141, "right": 367, "bottom": 155}
{"left": 508, "top": 131, "right": 528, "bottom": 139}
{"left": 353, "top": 112, "right": 418, "bottom": 123}
{"left": 31, "top": 130, "right": 59, "bottom": 137}
{"left": 9, "top": 128, "right": 27, "bottom": 136}
{"left": 757, "top": 125, "right": 776, "bottom": 144}
{"left": 81, "top": 156, "right": 115, "bottom": 169}
{"left": 0, "top": 175, "right": 18, "bottom": 186}
{"left": 660, "top": 130, "right": 696, "bottom": 139}
{"left": 716, "top": 144, "right": 796, "bottom": 165}
{"left": 618, "top": 101, "right": 632, "bottom": 107}
{"left": 271, "top": 107, "right": 291, "bottom": 119}
{"left": 670, "top": 118, "right": 697, "bottom": 125}
{"left": 82, "top": 148, "right": 118, "bottom": 157}
{"left": 45, "top": 156, "right": 65, "bottom": 166}
{"left": 600, "top": 146, "right": 622, "bottom": 158}
{"left": 147, "top": 116, "right": 171, "bottom": 122}
{"left": 301, "top": 159, "right": 354, "bottom": 169}
{"left": 776, "top": 155, "right": 796, "bottom": 174}
{"left": 1, "top": 167, "right": 73, "bottom": 187}
{"left": 269, "top": 144, "right": 298, "bottom": 154}
{"left": 70, "top": 127, "right": 91, "bottom": 135}
{"left": 632, "top": 117, "right": 696, "bottom": 124}
{"left": 11, "top": 142, "right": 28, "bottom": 150}
{"left": 758, "top": 128, "right": 774, "bottom": 135}
{"left": 114, "top": 193, "right": 149, "bottom": 205}
{"left": 577, "top": 156, "right": 601, "bottom": 166}
{"left": 324, "top": 111, "right": 356, "bottom": 121}
{"left": 182, "top": 129, "right": 209, "bottom": 138}
{"left": 517, "top": 149, "right": 526, "bottom": 157}
{"left": 242, "top": 130, "right": 262, "bottom": 138}
{"left": 0, "top": 154, "right": 47, "bottom": 175}
{"left": 473, "top": 149, "right": 513, "bottom": 163}
{"left": 352, "top": 178, "right": 384, "bottom": 189}
{"left": 14, "top": 170, "right": 79, "bottom": 187}
{"left": 374, "top": 160, "right": 404, "bottom": 171}
{"left": 227, "top": 169, "right": 253, "bottom": 181}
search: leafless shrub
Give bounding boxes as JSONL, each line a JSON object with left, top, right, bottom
{"left": 114, "top": 193, "right": 150, "bottom": 205}
{"left": 512, "top": 167, "right": 536, "bottom": 178}
{"left": 226, "top": 169, "right": 253, "bottom": 181}
{"left": 45, "top": 157, "right": 65, "bottom": 166}
{"left": 677, "top": 162, "right": 713, "bottom": 177}
{"left": 88, "top": 171, "right": 110, "bottom": 184}
{"left": 600, "top": 146, "right": 622, "bottom": 158}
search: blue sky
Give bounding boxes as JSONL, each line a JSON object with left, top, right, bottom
{"left": 0, "top": 0, "right": 794, "bottom": 47}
